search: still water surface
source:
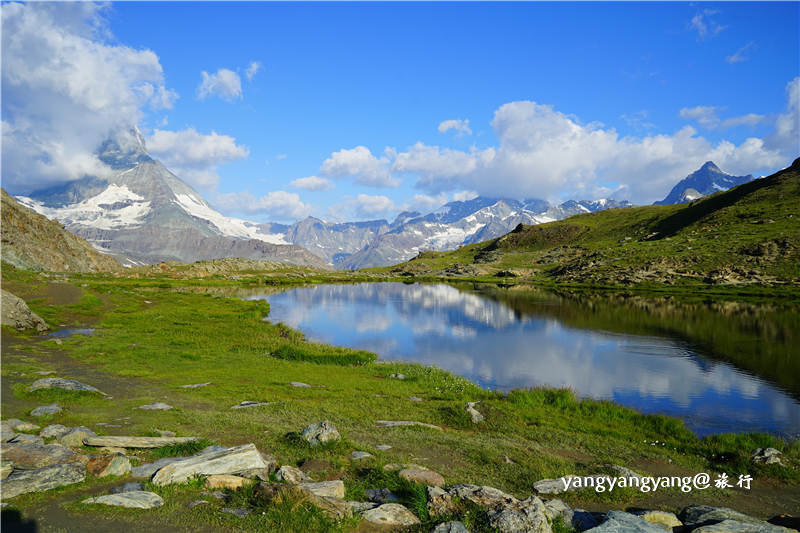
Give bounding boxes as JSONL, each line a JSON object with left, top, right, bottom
{"left": 250, "top": 282, "right": 800, "bottom": 437}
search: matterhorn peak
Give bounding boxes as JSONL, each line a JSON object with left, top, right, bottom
{"left": 98, "top": 127, "right": 152, "bottom": 169}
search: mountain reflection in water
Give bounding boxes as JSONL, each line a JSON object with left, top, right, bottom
{"left": 246, "top": 282, "right": 800, "bottom": 437}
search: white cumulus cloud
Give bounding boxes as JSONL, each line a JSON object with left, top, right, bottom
{"left": 213, "top": 190, "right": 312, "bottom": 221}
{"left": 245, "top": 61, "right": 262, "bottom": 81}
{"left": 321, "top": 145, "right": 399, "bottom": 187}
{"left": 146, "top": 128, "right": 249, "bottom": 190}
{"left": 438, "top": 119, "right": 472, "bottom": 136}
{"left": 197, "top": 68, "right": 242, "bottom": 101}
{"left": 1, "top": 2, "right": 178, "bottom": 193}
{"left": 290, "top": 175, "right": 334, "bottom": 191}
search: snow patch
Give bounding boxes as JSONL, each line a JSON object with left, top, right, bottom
{"left": 173, "top": 193, "right": 288, "bottom": 244}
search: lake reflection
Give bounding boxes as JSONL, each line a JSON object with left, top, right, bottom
{"left": 250, "top": 282, "right": 800, "bottom": 437}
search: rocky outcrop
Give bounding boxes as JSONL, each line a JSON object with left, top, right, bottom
{"left": 1, "top": 290, "right": 48, "bottom": 332}
{"left": 0, "top": 442, "right": 79, "bottom": 470}
{"left": 151, "top": 443, "right": 272, "bottom": 485}
{"left": 87, "top": 455, "right": 131, "bottom": 477}
{"left": 301, "top": 421, "right": 340, "bottom": 447}
{"left": 0, "top": 461, "right": 86, "bottom": 498}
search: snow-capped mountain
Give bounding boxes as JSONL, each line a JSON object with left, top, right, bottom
{"left": 17, "top": 129, "right": 329, "bottom": 268}
{"left": 336, "top": 197, "right": 632, "bottom": 270}
{"left": 654, "top": 162, "right": 753, "bottom": 205}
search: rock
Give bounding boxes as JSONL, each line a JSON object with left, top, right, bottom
{"left": 752, "top": 448, "right": 783, "bottom": 465}
{"left": 301, "top": 421, "right": 340, "bottom": 446}
{"left": 180, "top": 382, "right": 212, "bottom": 388}
{"left": 0, "top": 442, "right": 78, "bottom": 469}
{"left": 532, "top": 476, "right": 575, "bottom": 494}
{"left": 84, "top": 436, "right": 200, "bottom": 448}
{"left": 276, "top": 465, "right": 312, "bottom": 484}
{"left": 0, "top": 462, "right": 86, "bottom": 498}
{"left": 399, "top": 467, "right": 445, "bottom": 487}
{"left": 35, "top": 371, "right": 56, "bottom": 375}
{"left": 350, "top": 451, "right": 373, "bottom": 461}
{"left": 1, "top": 461, "right": 13, "bottom": 480}
{"left": 289, "top": 381, "right": 311, "bottom": 388}
{"left": 222, "top": 507, "right": 252, "bottom": 518}
{"left": 39, "top": 424, "right": 71, "bottom": 439}
{"left": 10, "top": 433, "right": 44, "bottom": 445}
{"left": 59, "top": 426, "right": 96, "bottom": 447}
{"left": 205, "top": 474, "right": 248, "bottom": 490}
{"left": 409, "top": 396, "right": 424, "bottom": 402}
{"left": 110, "top": 482, "right": 145, "bottom": 493}
{"left": 151, "top": 443, "right": 272, "bottom": 486}
{"left": 633, "top": 510, "right": 682, "bottom": 531}
{"left": 361, "top": 503, "right": 421, "bottom": 527}
{"left": 376, "top": 445, "right": 392, "bottom": 451}
{"left": 254, "top": 482, "right": 352, "bottom": 519}
{"left": 137, "top": 402, "right": 173, "bottom": 411}
{"left": 486, "top": 496, "right": 551, "bottom": 533}
{"left": 389, "top": 373, "right": 406, "bottom": 380}
{"left": 28, "top": 377, "right": 106, "bottom": 395}
{"left": 87, "top": 455, "right": 131, "bottom": 477}
{"left": 13, "top": 422, "right": 41, "bottom": 432}
{"left": 571, "top": 510, "right": 603, "bottom": 531}
{"left": 1, "top": 289, "right": 48, "bottom": 332}
{"left": 466, "top": 402, "right": 484, "bottom": 423}
{"left": 131, "top": 457, "right": 186, "bottom": 478}
{"left": 98, "top": 447, "right": 127, "bottom": 455}
{"left": 301, "top": 480, "right": 345, "bottom": 499}
{"left": 347, "top": 501, "right": 379, "bottom": 512}
{"left": 586, "top": 511, "right": 669, "bottom": 533}
{"left": 680, "top": 505, "right": 765, "bottom": 528}
{"left": 376, "top": 420, "right": 443, "bottom": 430}
{"left": 203, "top": 490, "right": 229, "bottom": 500}
{"left": 428, "top": 484, "right": 518, "bottom": 516}
{"left": 189, "top": 500, "right": 209, "bottom": 508}
{"left": 155, "top": 430, "right": 176, "bottom": 437}
{"left": 691, "top": 520, "right": 795, "bottom": 532}
{"left": 231, "top": 400, "right": 270, "bottom": 409}
{"left": 1, "top": 421, "right": 17, "bottom": 443}
{"left": 31, "top": 404, "right": 61, "bottom": 417}
{"left": 542, "top": 498, "right": 571, "bottom": 521}
{"left": 433, "top": 521, "right": 470, "bottom": 533}
{"left": 83, "top": 491, "right": 164, "bottom": 509}
{"left": 366, "top": 488, "right": 401, "bottom": 504}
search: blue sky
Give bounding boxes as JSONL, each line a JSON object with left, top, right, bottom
{"left": 2, "top": 2, "right": 798, "bottom": 222}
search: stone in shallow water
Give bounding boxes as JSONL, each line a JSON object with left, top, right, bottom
{"left": 361, "top": 503, "right": 420, "bottom": 527}
{"left": 83, "top": 491, "right": 164, "bottom": 509}
{"left": 301, "top": 421, "right": 340, "bottom": 446}
{"left": 0, "top": 462, "right": 86, "bottom": 499}
{"left": 31, "top": 404, "right": 62, "bottom": 417}
{"left": 28, "top": 377, "right": 106, "bottom": 395}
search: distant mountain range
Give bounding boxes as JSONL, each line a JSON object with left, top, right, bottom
{"left": 654, "top": 161, "right": 752, "bottom": 205}
{"left": 14, "top": 130, "right": 758, "bottom": 270}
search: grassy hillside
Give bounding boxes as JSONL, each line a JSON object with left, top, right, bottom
{"left": 374, "top": 159, "right": 800, "bottom": 288}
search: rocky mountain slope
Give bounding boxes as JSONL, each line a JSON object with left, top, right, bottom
{"left": 382, "top": 159, "right": 800, "bottom": 286}
{"left": 1, "top": 189, "right": 120, "bottom": 273}
{"left": 17, "top": 129, "right": 329, "bottom": 269}
{"left": 655, "top": 161, "right": 752, "bottom": 205}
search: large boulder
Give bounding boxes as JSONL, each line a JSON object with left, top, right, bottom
{"left": 0, "top": 442, "right": 78, "bottom": 469}
{"left": 83, "top": 491, "right": 164, "bottom": 509}
{"left": 151, "top": 443, "right": 271, "bottom": 486}
{"left": 680, "top": 506, "right": 766, "bottom": 528}
{"left": 585, "top": 511, "right": 669, "bottom": 533}
{"left": 87, "top": 455, "right": 131, "bottom": 477}
{"left": 486, "top": 496, "right": 552, "bottom": 533}
{"left": 399, "top": 466, "right": 444, "bottom": 487}
{"left": 39, "top": 424, "right": 71, "bottom": 439}
{"left": 301, "top": 421, "right": 340, "bottom": 447}
{"left": 0, "top": 462, "right": 86, "bottom": 498}
{"left": 1, "top": 290, "right": 48, "bottom": 332}
{"left": 361, "top": 503, "right": 421, "bottom": 527}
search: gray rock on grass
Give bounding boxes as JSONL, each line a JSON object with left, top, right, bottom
{"left": 151, "top": 443, "right": 271, "bottom": 486}
{"left": 0, "top": 462, "right": 86, "bottom": 499}
{"left": 137, "top": 402, "right": 173, "bottom": 411}
{"left": 301, "top": 421, "right": 340, "bottom": 447}
{"left": 31, "top": 404, "right": 62, "bottom": 417}
{"left": 28, "top": 377, "right": 106, "bottom": 395}
{"left": 585, "top": 511, "right": 670, "bottom": 533}
{"left": 0, "top": 442, "right": 78, "bottom": 469}
{"left": 59, "top": 426, "right": 96, "bottom": 447}
{"left": 83, "top": 491, "right": 163, "bottom": 509}
{"left": 361, "top": 503, "right": 421, "bottom": 526}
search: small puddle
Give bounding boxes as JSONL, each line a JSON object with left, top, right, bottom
{"left": 48, "top": 328, "right": 94, "bottom": 338}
